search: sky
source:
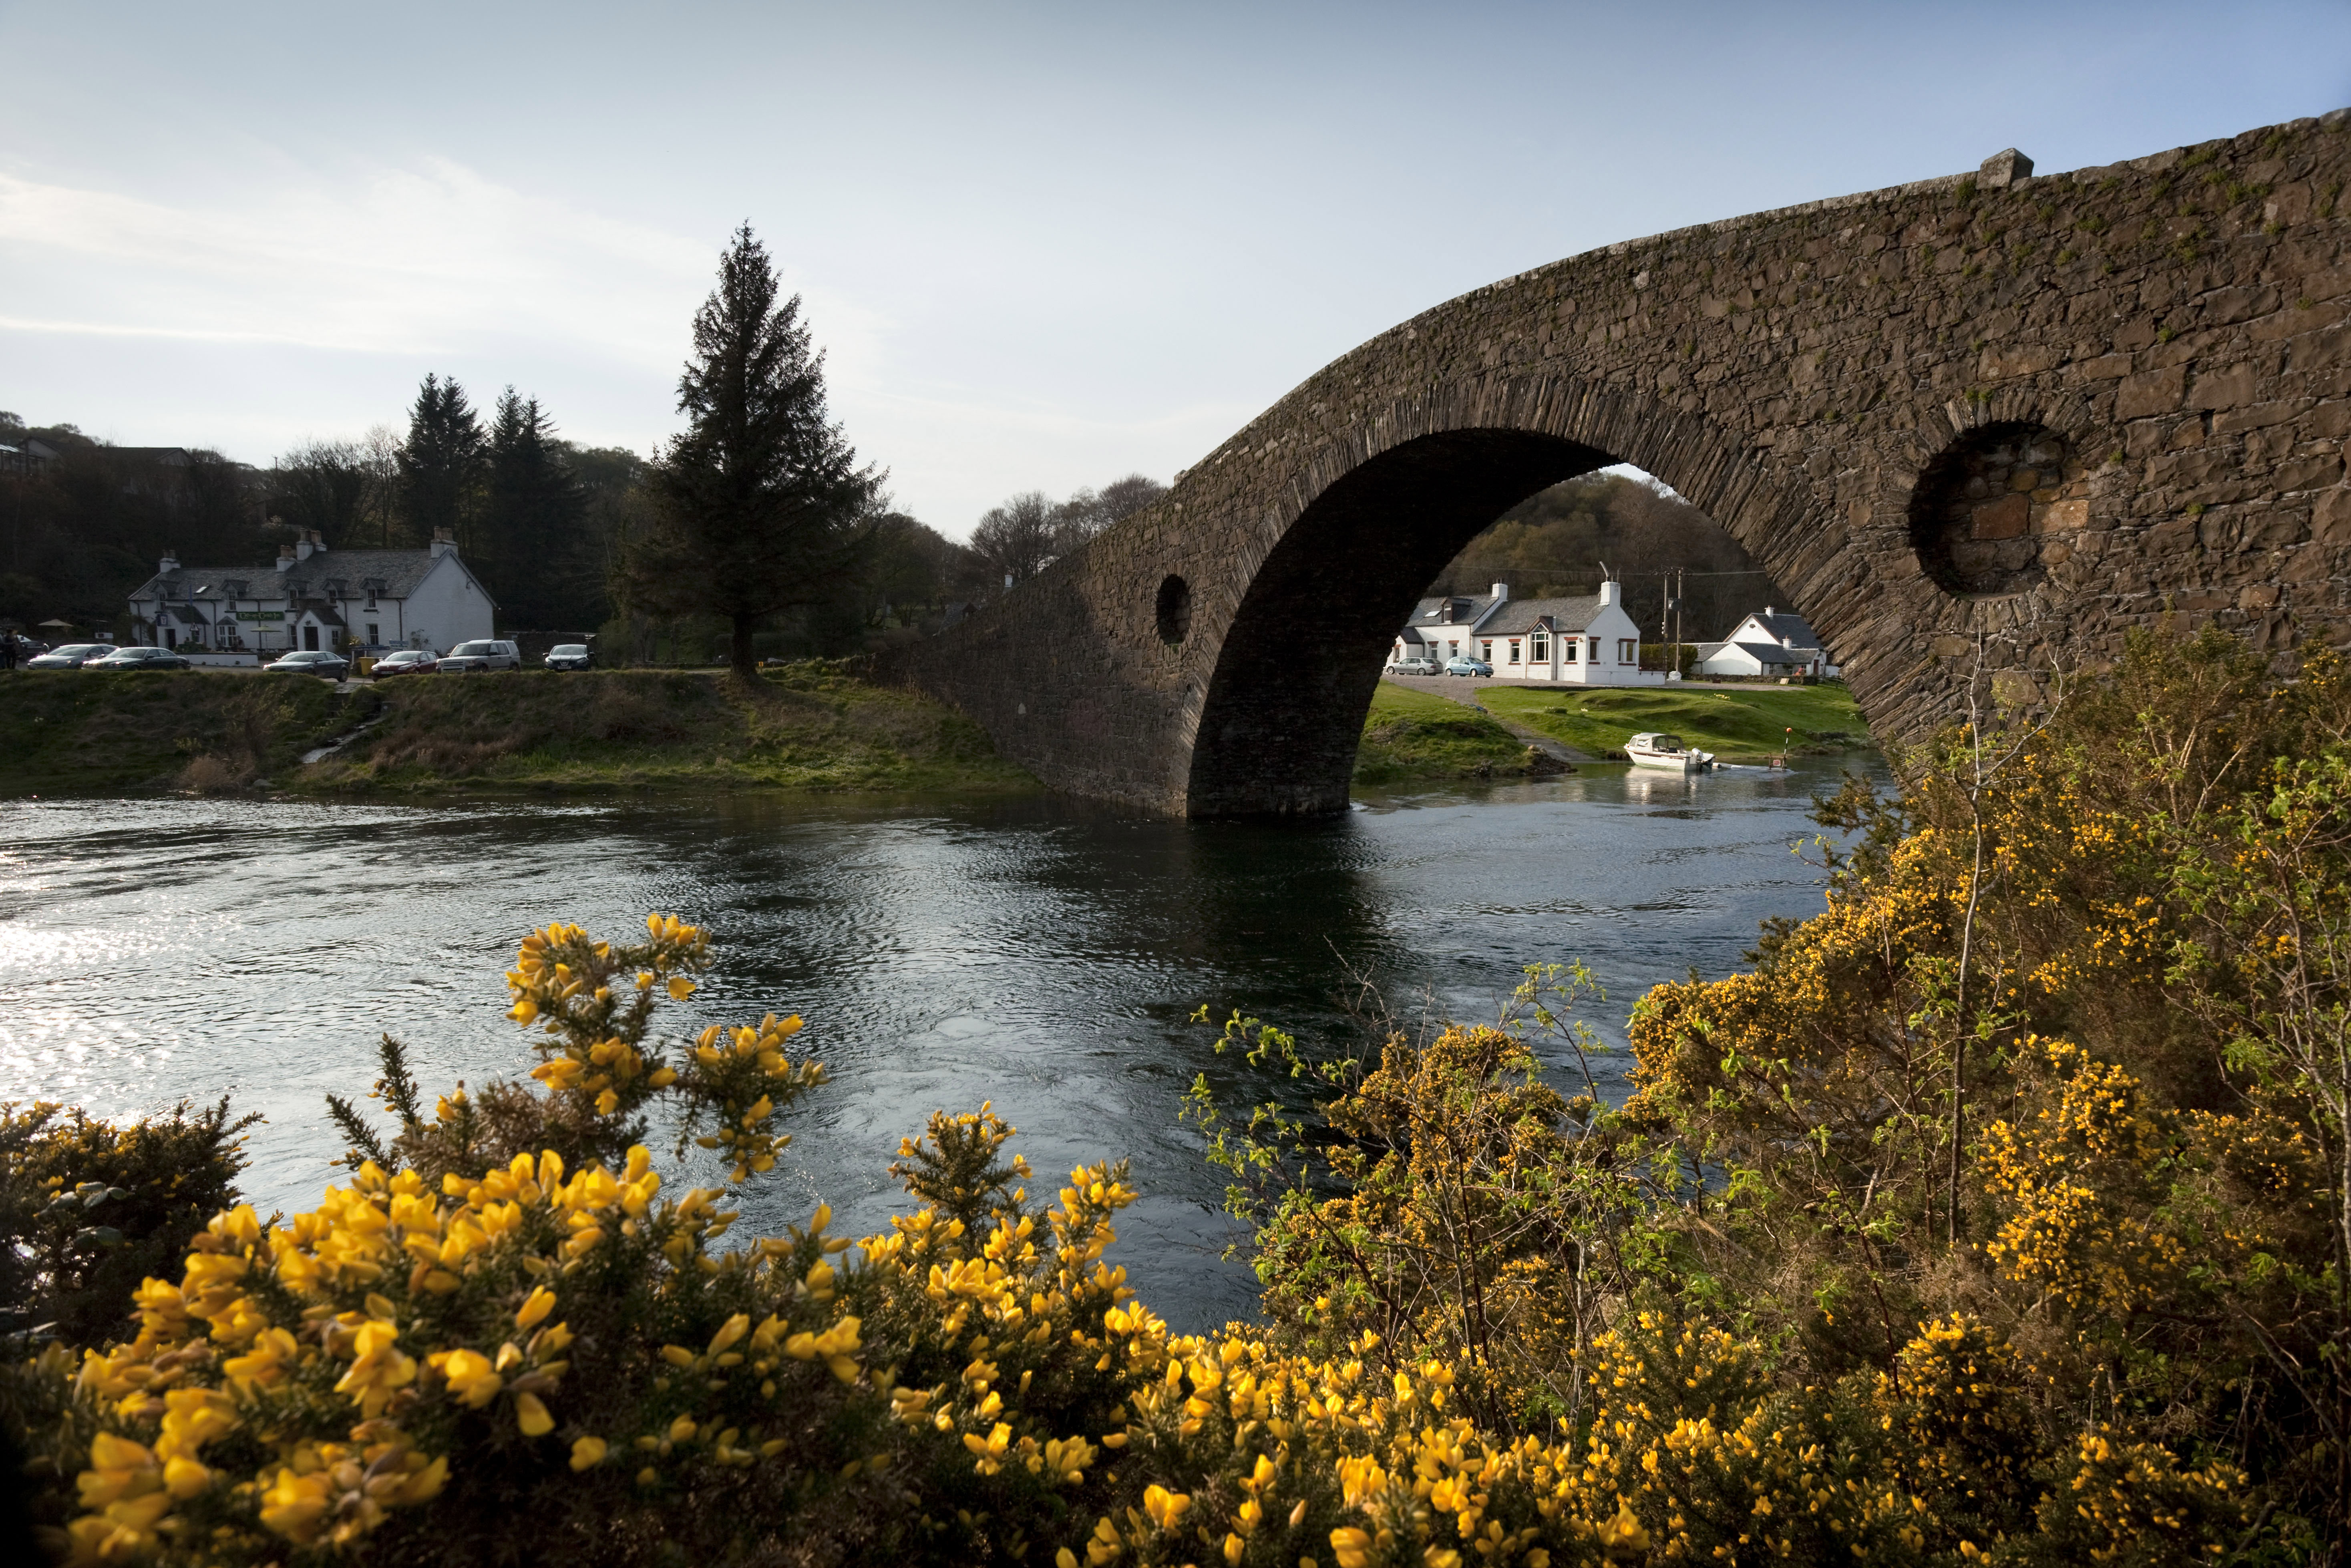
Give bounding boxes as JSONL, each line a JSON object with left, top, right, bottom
{"left": 2, "top": 1, "right": 2345, "bottom": 538}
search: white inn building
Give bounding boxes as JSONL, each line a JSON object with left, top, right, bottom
{"left": 125, "top": 530, "right": 497, "bottom": 659}
{"left": 1392, "top": 580, "right": 1661, "bottom": 685}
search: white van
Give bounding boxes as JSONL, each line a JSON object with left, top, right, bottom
{"left": 437, "top": 639, "right": 523, "bottom": 673}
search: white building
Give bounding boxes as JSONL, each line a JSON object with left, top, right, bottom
{"left": 1695, "top": 607, "right": 1837, "bottom": 679}
{"left": 1393, "top": 583, "right": 1509, "bottom": 668}
{"left": 1391, "top": 581, "right": 1661, "bottom": 685}
{"left": 125, "top": 529, "right": 497, "bottom": 660}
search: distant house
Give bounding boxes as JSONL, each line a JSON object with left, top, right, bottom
{"left": 1393, "top": 583, "right": 1510, "bottom": 667}
{"left": 1391, "top": 581, "right": 1661, "bottom": 686}
{"left": 125, "top": 529, "right": 497, "bottom": 657}
{"left": 1695, "top": 607, "right": 1837, "bottom": 678}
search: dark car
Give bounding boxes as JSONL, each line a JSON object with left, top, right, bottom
{"left": 543, "top": 643, "right": 592, "bottom": 671}
{"left": 370, "top": 649, "right": 439, "bottom": 678}
{"left": 89, "top": 646, "right": 191, "bottom": 671}
{"left": 27, "top": 642, "right": 119, "bottom": 669}
{"left": 264, "top": 650, "right": 350, "bottom": 679}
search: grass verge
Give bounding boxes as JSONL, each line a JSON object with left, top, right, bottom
{"left": 0, "top": 671, "right": 369, "bottom": 796}
{"left": 1354, "top": 682, "right": 1554, "bottom": 786}
{"left": 1477, "top": 680, "right": 1874, "bottom": 762}
{"left": 298, "top": 663, "right": 1038, "bottom": 798}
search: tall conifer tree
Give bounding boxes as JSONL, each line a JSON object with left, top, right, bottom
{"left": 632, "top": 224, "right": 880, "bottom": 674}
{"left": 395, "top": 374, "right": 483, "bottom": 551}
{"left": 483, "top": 388, "right": 587, "bottom": 628}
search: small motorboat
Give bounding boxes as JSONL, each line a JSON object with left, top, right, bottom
{"left": 1625, "top": 732, "right": 1715, "bottom": 771}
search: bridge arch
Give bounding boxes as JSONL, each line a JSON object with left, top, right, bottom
{"left": 896, "top": 113, "right": 2351, "bottom": 815}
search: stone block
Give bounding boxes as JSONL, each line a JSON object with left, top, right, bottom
{"left": 1972, "top": 493, "right": 2031, "bottom": 540}
{"left": 2190, "top": 364, "right": 2261, "bottom": 412}
{"left": 2216, "top": 400, "right": 2313, "bottom": 434}
{"left": 2077, "top": 354, "right": 2134, "bottom": 379}
{"left": 2117, "top": 365, "right": 2187, "bottom": 419}
{"left": 1929, "top": 635, "right": 1973, "bottom": 658}
{"left": 2317, "top": 486, "right": 2351, "bottom": 543}
{"left": 2039, "top": 499, "right": 2090, "bottom": 532}
{"left": 2239, "top": 584, "right": 2282, "bottom": 610}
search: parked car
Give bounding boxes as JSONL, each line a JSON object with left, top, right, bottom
{"left": 438, "top": 639, "right": 523, "bottom": 673}
{"left": 264, "top": 650, "right": 350, "bottom": 679}
{"left": 27, "top": 642, "right": 119, "bottom": 669}
{"left": 90, "top": 646, "right": 191, "bottom": 671}
{"left": 542, "top": 643, "right": 592, "bottom": 671}
{"left": 1384, "top": 655, "right": 1440, "bottom": 675}
{"left": 370, "top": 649, "right": 439, "bottom": 678}
{"left": 1444, "top": 656, "right": 1493, "bottom": 677}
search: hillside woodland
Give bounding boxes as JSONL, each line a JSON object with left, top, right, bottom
{"left": 1428, "top": 472, "right": 1792, "bottom": 643}
{"left": 0, "top": 408, "right": 1160, "bottom": 664}
{"left": 2, "top": 628, "right": 2343, "bottom": 1564}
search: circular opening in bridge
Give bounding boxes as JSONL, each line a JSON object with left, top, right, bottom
{"left": 1908, "top": 422, "right": 2083, "bottom": 597}
{"left": 1155, "top": 574, "right": 1192, "bottom": 645}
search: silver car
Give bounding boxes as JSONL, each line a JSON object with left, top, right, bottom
{"left": 27, "top": 642, "right": 118, "bottom": 669}
{"left": 438, "top": 639, "right": 523, "bottom": 673}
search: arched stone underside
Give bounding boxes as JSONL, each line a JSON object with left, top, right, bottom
{"left": 893, "top": 112, "right": 2351, "bottom": 816}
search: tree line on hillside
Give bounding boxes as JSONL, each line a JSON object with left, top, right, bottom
{"left": 1427, "top": 471, "right": 1792, "bottom": 643}
{"left": 1, "top": 245, "right": 1163, "bottom": 671}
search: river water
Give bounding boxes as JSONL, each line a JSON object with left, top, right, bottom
{"left": 0, "top": 759, "right": 1881, "bottom": 1330}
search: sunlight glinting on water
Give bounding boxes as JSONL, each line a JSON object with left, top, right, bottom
{"left": 0, "top": 762, "right": 1878, "bottom": 1330}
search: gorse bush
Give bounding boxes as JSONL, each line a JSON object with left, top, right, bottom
{"left": 3, "top": 628, "right": 2343, "bottom": 1564}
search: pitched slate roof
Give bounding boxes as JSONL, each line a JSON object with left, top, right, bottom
{"left": 1477, "top": 595, "right": 1607, "bottom": 637}
{"left": 129, "top": 548, "right": 470, "bottom": 605}
{"left": 1405, "top": 592, "right": 1507, "bottom": 632}
{"left": 1740, "top": 607, "right": 1824, "bottom": 651}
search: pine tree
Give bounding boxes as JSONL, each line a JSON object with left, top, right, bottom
{"left": 395, "top": 374, "right": 483, "bottom": 551}
{"left": 631, "top": 224, "right": 881, "bottom": 675}
{"left": 483, "top": 388, "right": 589, "bottom": 629}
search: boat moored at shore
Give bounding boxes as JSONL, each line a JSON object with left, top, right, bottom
{"left": 1625, "top": 732, "right": 1715, "bottom": 772}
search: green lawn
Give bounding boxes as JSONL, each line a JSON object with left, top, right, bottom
{"left": 1354, "top": 682, "right": 1543, "bottom": 784}
{"left": 1475, "top": 681, "right": 1875, "bottom": 762}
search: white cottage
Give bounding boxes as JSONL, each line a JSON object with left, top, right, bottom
{"left": 1392, "top": 583, "right": 1510, "bottom": 668}
{"left": 126, "top": 529, "right": 497, "bottom": 660}
{"left": 1391, "top": 581, "right": 1660, "bottom": 685}
{"left": 1695, "top": 607, "right": 1837, "bottom": 679}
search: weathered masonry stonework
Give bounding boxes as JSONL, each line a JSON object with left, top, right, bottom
{"left": 895, "top": 112, "right": 2351, "bottom": 816}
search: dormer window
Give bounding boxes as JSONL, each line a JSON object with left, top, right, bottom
{"left": 363, "top": 577, "right": 385, "bottom": 609}
{"left": 224, "top": 580, "right": 249, "bottom": 599}
{"left": 324, "top": 578, "right": 346, "bottom": 603}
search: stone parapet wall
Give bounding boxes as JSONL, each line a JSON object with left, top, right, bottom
{"left": 893, "top": 111, "right": 2351, "bottom": 815}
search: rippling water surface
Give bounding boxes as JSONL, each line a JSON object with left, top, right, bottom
{"left": 0, "top": 760, "right": 1881, "bottom": 1329}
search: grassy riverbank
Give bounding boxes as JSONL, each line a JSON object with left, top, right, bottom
{"left": 1478, "top": 679, "right": 1873, "bottom": 762}
{"left": 304, "top": 664, "right": 1036, "bottom": 796}
{"left": 0, "top": 670, "right": 367, "bottom": 795}
{"left": 0, "top": 666, "right": 1037, "bottom": 799}
{"left": 1353, "top": 682, "right": 1553, "bottom": 784}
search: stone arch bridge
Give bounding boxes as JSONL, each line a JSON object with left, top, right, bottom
{"left": 896, "top": 112, "right": 2351, "bottom": 816}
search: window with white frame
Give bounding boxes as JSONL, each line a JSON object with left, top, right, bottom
{"left": 1618, "top": 638, "right": 1637, "bottom": 664}
{"left": 1480, "top": 641, "right": 1493, "bottom": 663}
{"left": 1530, "top": 631, "right": 1548, "bottom": 661}
{"left": 1507, "top": 639, "right": 1520, "bottom": 664}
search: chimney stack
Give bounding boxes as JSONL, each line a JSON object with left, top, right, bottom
{"left": 294, "top": 535, "right": 314, "bottom": 561}
{"left": 159, "top": 550, "right": 179, "bottom": 575}
{"left": 307, "top": 529, "right": 326, "bottom": 553}
{"left": 1599, "top": 580, "right": 1621, "bottom": 607}
{"left": 276, "top": 543, "right": 296, "bottom": 572}
{"left": 430, "top": 527, "right": 457, "bottom": 559}
{"left": 1490, "top": 581, "right": 1508, "bottom": 603}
